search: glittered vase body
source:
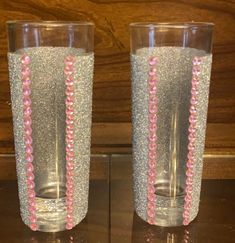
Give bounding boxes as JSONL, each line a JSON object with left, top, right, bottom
{"left": 7, "top": 21, "right": 94, "bottom": 232}
{"left": 130, "top": 23, "right": 213, "bottom": 226}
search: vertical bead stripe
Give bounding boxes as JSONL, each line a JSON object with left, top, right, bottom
{"left": 147, "top": 57, "right": 158, "bottom": 224}
{"left": 183, "top": 56, "right": 202, "bottom": 225}
{"left": 21, "top": 55, "right": 37, "bottom": 231}
{"left": 64, "top": 55, "right": 76, "bottom": 230}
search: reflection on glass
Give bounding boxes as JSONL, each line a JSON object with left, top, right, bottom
{"left": 131, "top": 213, "right": 197, "bottom": 243}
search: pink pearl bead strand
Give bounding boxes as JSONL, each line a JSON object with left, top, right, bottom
{"left": 64, "top": 55, "right": 76, "bottom": 230}
{"left": 21, "top": 54, "right": 37, "bottom": 231}
{"left": 183, "top": 56, "right": 202, "bottom": 226}
{"left": 146, "top": 56, "right": 158, "bottom": 224}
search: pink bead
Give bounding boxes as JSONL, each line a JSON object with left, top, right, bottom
{"left": 149, "top": 57, "right": 157, "bottom": 66}
{"left": 28, "top": 189, "right": 36, "bottom": 198}
{"left": 190, "top": 106, "right": 197, "bottom": 114}
{"left": 65, "top": 99, "right": 74, "bottom": 106}
{"left": 193, "top": 57, "right": 202, "bottom": 66}
{"left": 188, "top": 126, "right": 196, "bottom": 134}
{"left": 66, "top": 147, "right": 73, "bottom": 153}
{"left": 23, "top": 97, "right": 31, "bottom": 106}
{"left": 149, "top": 77, "right": 157, "bottom": 86}
{"left": 66, "top": 90, "right": 74, "bottom": 97}
{"left": 24, "top": 117, "right": 32, "bottom": 127}
{"left": 147, "top": 218, "right": 155, "bottom": 225}
{"left": 23, "top": 88, "right": 31, "bottom": 96}
{"left": 192, "top": 66, "right": 200, "bottom": 76}
{"left": 148, "top": 185, "right": 155, "bottom": 194}
{"left": 67, "top": 151, "right": 75, "bottom": 157}
{"left": 67, "top": 170, "right": 74, "bottom": 177}
{"left": 186, "top": 179, "right": 193, "bottom": 186}
{"left": 149, "top": 151, "right": 156, "bottom": 160}
{"left": 28, "top": 198, "right": 36, "bottom": 207}
{"left": 149, "top": 123, "right": 157, "bottom": 132}
{"left": 149, "top": 114, "right": 157, "bottom": 124}
{"left": 22, "top": 77, "right": 31, "bottom": 86}
{"left": 66, "top": 81, "right": 74, "bottom": 87}
{"left": 65, "top": 55, "right": 75, "bottom": 63}
{"left": 30, "top": 223, "right": 37, "bottom": 231}
{"left": 185, "top": 194, "right": 192, "bottom": 201}
{"left": 186, "top": 170, "right": 194, "bottom": 178}
{"left": 149, "top": 95, "right": 157, "bottom": 103}
{"left": 66, "top": 198, "right": 73, "bottom": 206}
{"left": 149, "top": 68, "right": 157, "bottom": 76}
{"left": 185, "top": 186, "right": 193, "bottom": 194}
{"left": 21, "top": 55, "right": 30, "bottom": 65}
{"left": 188, "top": 143, "right": 195, "bottom": 151}
{"left": 147, "top": 201, "right": 155, "bottom": 209}
{"left": 22, "top": 67, "right": 30, "bottom": 77}
{"left": 149, "top": 85, "right": 157, "bottom": 95}
{"left": 25, "top": 136, "right": 32, "bottom": 145}
{"left": 29, "top": 215, "right": 37, "bottom": 223}
{"left": 147, "top": 193, "right": 156, "bottom": 202}
{"left": 67, "top": 124, "right": 74, "bottom": 130}
{"left": 147, "top": 209, "right": 155, "bottom": 218}
{"left": 24, "top": 107, "right": 32, "bottom": 116}
{"left": 149, "top": 104, "right": 157, "bottom": 114}
{"left": 26, "top": 145, "right": 33, "bottom": 154}
{"left": 29, "top": 206, "right": 36, "bottom": 214}
{"left": 190, "top": 98, "right": 198, "bottom": 106}
{"left": 183, "top": 220, "right": 189, "bottom": 226}
{"left": 66, "top": 96, "right": 74, "bottom": 103}
{"left": 66, "top": 119, "right": 74, "bottom": 126}
{"left": 26, "top": 163, "right": 34, "bottom": 172}
{"left": 64, "top": 68, "right": 74, "bottom": 76}
{"left": 66, "top": 86, "right": 74, "bottom": 93}
{"left": 66, "top": 162, "right": 74, "bottom": 171}
{"left": 148, "top": 171, "right": 156, "bottom": 180}
{"left": 27, "top": 171, "right": 35, "bottom": 181}
{"left": 27, "top": 180, "right": 35, "bottom": 189}
{"left": 149, "top": 132, "right": 156, "bottom": 140}
{"left": 148, "top": 142, "right": 156, "bottom": 151}
{"left": 191, "top": 89, "right": 199, "bottom": 96}
{"left": 66, "top": 181, "right": 74, "bottom": 190}
{"left": 189, "top": 116, "right": 197, "bottom": 124}
{"left": 183, "top": 211, "right": 190, "bottom": 218}
{"left": 24, "top": 127, "right": 32, "bottom": 136}
{"left": 67, "top": 114, "right": 74, "bottom": 121}
{"left": 148, "top": 177, "right": 155, "bottom": 185}
{"left": 66, "top": 189, "right": 73, "bottom": 197}
{"left": 26, "top": 154, "right": 33, "bottom": 163}
{"left": 148, "top": 160, "right": 156, "bottom": 169}
{"left": 66, "top": 128, "right": 74, "bottom": 136}
{"left": 66, "top": 222, "right": 73, "bottom": 230}
{"left": 66, "top": 155, "right": 74, "bottom": 162}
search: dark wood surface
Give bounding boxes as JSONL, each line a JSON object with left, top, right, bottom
{"left": 0, "top": 0, "right": 235, "bottom": 157}
{"left": 110, "top": 155, "right": 235, "bottom": 243}
{"left": 0, "top": 155, "right": 234, "bottom": 242}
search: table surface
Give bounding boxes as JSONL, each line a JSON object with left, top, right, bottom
{"left": 0, "top": 155, "right": 234, "bottom": 243}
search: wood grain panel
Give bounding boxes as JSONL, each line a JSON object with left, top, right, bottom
{"left": 0, "top": 0, "right": 234, "bottom": 157}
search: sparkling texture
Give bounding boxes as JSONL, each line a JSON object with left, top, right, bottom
{"left": 131, "top": 47, "right": 212, "bottom": 225}
{"left": 8, "top": 47, "right": 94, "bottom": 231}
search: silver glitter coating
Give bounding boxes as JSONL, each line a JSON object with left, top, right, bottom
{"left": 8, "top": 55, "right": 30, "bottom": 225}
{"left": 189, "top": 56, "right": 212, "bottom": 222}
{"left": 131, "top": 47, "right": 212, "bottom": 225}
{"left": 8, "top": 47, "right": 94, "bottom": 230}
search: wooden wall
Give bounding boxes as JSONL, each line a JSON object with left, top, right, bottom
{"left": 0, "top": 0, "right": 234, "bottom": 178}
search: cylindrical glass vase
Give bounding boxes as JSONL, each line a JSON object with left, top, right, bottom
{"left": 130, "top": 22, "right": 213, "bottom": 226}
{"left": 7, "top": 21, "right": 94, "bottom": 232}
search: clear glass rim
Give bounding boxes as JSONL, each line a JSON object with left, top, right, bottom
{"left": 6, "top": 20, "right": 94, "bottom": 28}
{"left": 130, "top": 22, "right": 214, "bottom": 29}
